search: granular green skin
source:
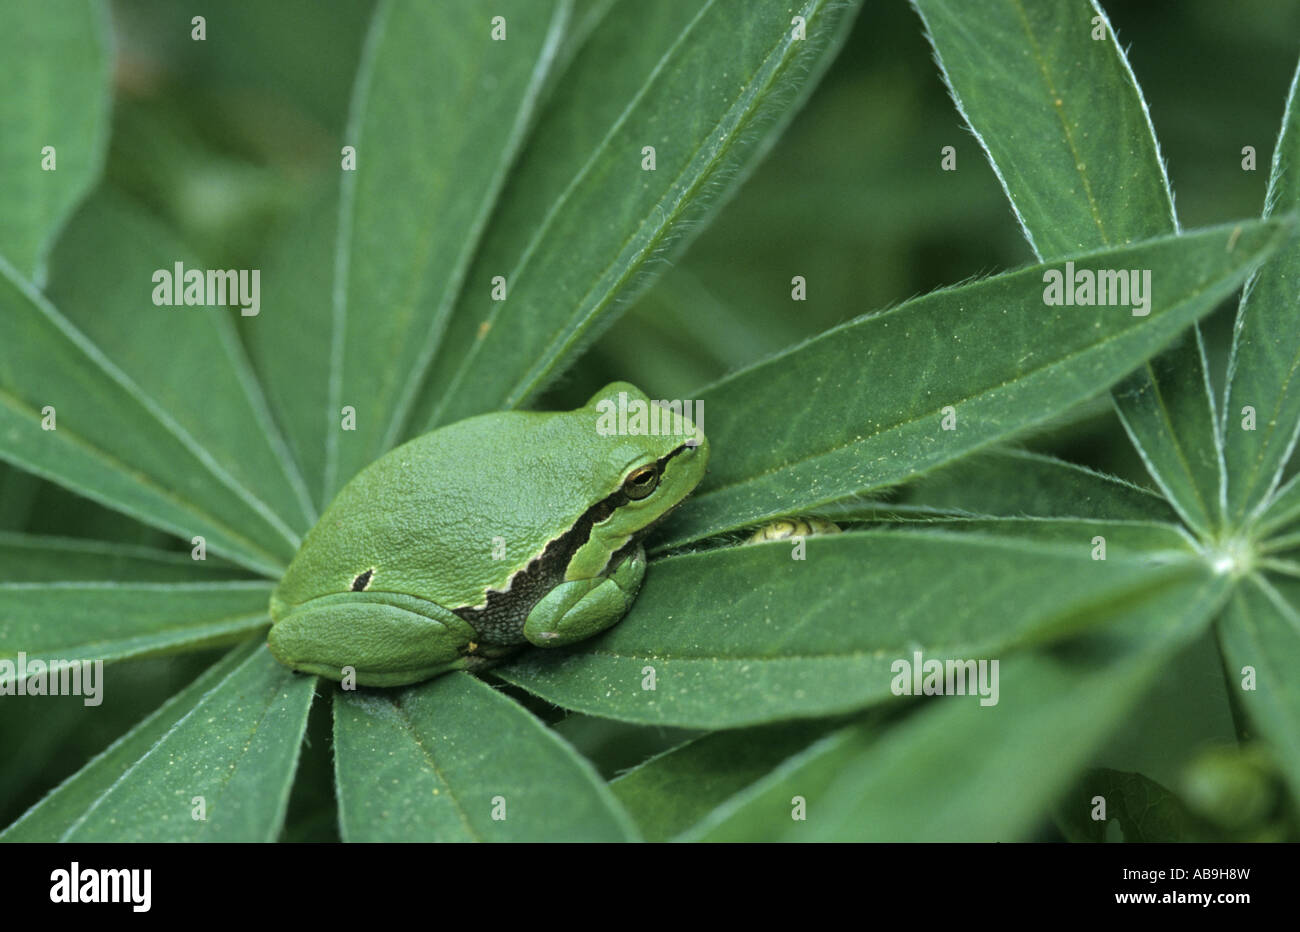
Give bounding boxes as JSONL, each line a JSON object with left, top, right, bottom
{"left": 267, "top": 382, "right": 708, "bottom": 686}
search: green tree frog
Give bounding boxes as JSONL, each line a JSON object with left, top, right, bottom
{"left": 268, "top": 382, "right": 707, "bottom": 686}
{"left": 745, "top": 517, "right": 841, "bottom": 543}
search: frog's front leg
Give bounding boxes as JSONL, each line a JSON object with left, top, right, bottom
{"left": 523, "top": 544, "right": 647, "bottom": 646}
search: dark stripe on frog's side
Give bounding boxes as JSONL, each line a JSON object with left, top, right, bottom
{"left": 453, "top": 444, "right": 690, "bottom": 645}
{"left": 451, "top": 486, "right": 627, "bottom": 645}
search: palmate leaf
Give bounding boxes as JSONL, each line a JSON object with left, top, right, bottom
{"left": 322, "top": 0, "right": 572, "bottom": 498}
{"left": 498, "top": 522, "right": 1201, "bottom": 729}
{"left": 1223, "top": 57, "right": 1300, "bottom": 526}
{"left": 0, "top": 265, "right": 299, "bottom": 576}
{"left": 0, "top": 580, "right": 271, "bottom": 679}
{"left": 408, "top": 0, "right": 863, "bottom": 432}
{"left": 677, "top": 572, "right": 1230, "bottom": 841}
{"left": 912, "top": 0, "right": 1225, "bottom": 539}
{"left": 655, "top": 220, "right": 1287, "bottom": 550}
{"left": 333, "top": 673, "right": 637, "bottom": 842}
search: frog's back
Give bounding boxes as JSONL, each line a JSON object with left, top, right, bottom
{"left": 279, "top": 410, "right": 614, "bottom": 611}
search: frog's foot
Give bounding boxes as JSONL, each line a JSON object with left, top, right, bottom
{"left": 457, "top": 639, "right": 522, "bottom": 675}
{"left": 522, "top": 544, "right": 647, "bottom": 647}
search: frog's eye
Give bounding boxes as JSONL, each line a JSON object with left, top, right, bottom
{"left": 623, "top": 464, "right": 660, "bottom": 500}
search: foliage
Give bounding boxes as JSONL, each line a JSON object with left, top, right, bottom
{"left": 2, "top": 0, "right": 1299, "bottom": 842}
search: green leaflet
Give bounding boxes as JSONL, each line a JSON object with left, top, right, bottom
{"left": 0, "top": 531, "right": 248, "bottom": 582}
{"left": 609, "top": 720, "right": 839, "bottom": 841}
{"left": 56, "top": 645, "right": 315, "bottom": 842}
{"left": 323, "top": 0, "right": 572, "bottom": 497}
{"left": 410, "top": 0, "right": 862, "bottom": 431}
{"left": 868, "top": 447, "right": 1176, "bottom": 523}
{"left": 657, "top": 221, "right": 1287, "bottom": 549}
{"left": 0, "top": 0, "right": 116, "bottom": 580}
{"left": 1223, "top": 57, "right": 1300, "bottom": 525}
{"left": 680, "top": 572, "right": 1230, "bottom": 841}
{"left": 1216, "top": 575, "right": 1300, "bottom": 803}
{"left": 0, "top": 581, "right": 272, "bottom": 677}
{"left": 333, "top": 673, "right": 638, "bottom": 842}
{"left": 241, "top": 191, "right": 338, "bottom": 510}
{"left": 1259, "top": 471, "right": 1300, "bottom": 538}
{"left": 912, "top": 0, "right": 1224, "bottom": 538}
{"left": 45, "top": 190, "right": 317, "bottom": 535}
{"left": 0, "top": 645, "right": 253, "bottom": 842}
{"left": 0, "top": 264, "right": 299, "bottom": 576}
{"left": 499, "top": 525, "right": 1201, "bottom": 728}
{"left": 0, "top": 0, "right": 110, "bottom": 282}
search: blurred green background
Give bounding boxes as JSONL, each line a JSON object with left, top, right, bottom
{"left": 3, "top": 0, "right": 1298, "bottom": 834}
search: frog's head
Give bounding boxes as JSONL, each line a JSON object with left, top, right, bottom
{"left": 565, "top": 382, "right": 708, "bottom": 578}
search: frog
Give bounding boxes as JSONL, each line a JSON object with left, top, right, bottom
{"left": 745, "top": 516, "right": 842, "bottom": 544}
{"left": 267, "top": 382, "right": 707, "bottom": 687}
